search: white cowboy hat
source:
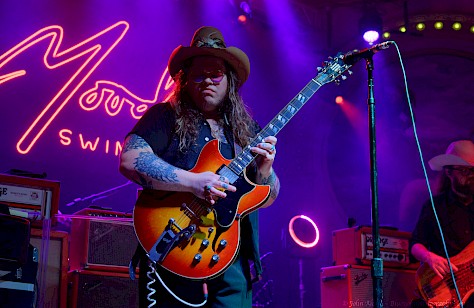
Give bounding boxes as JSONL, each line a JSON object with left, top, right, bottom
{"left": 428, "top": 140, "right": 474, "bottom": 171}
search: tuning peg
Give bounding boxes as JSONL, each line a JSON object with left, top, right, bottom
{"left": 327, "top": 56, "right": 333, "bottom": 60}
{"left": 334, "top": 79, "right": 341, "bottom": 85}
{"left": 341, "top": 75, "right": 347, "bottom": 80}
{"left": 348, "top": 70, "right": 353, "bottom": 75}
{"left": 317, "top": 67, "right": 323, "bottom": 72}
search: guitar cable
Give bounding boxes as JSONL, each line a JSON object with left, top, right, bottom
{"left": 146, "top": 261, "right": 157, "bottom": 307}
{"left": 392, "top": 41, "right": 464, "bottom": 308}
{"left": 148, "top": 261, "right": 208, "bottom": 307}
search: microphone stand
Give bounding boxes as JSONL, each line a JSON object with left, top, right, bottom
{"left": 65, "top": 181, "right": 134, "bottom": 207}
{"left": 365, "top": 55, "right": 383, "bottom": 308}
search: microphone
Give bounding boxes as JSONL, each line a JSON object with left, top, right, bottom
{"left": 342, "top": 41, "right": 393, "bottom": 65}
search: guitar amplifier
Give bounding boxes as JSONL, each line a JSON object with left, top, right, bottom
{"left": 73, "top": 207, "right": 133, "bottom": 218}
{"left": 0, "top": 174, "right": 60, "bottom": 227}
{"left": 67, "top": 270, "right": 138, "bottom": 308}
{"left": 30, "top": 228, "right": 69, "bottom": 308}
{"left": 69, "top": 214, "right": 137, "bottom": 272}
{"left": 320, "top": 264, "right": 417, "bottom": 308}
{"left": 332, "top": 226, "right": 417, "bottom": 268}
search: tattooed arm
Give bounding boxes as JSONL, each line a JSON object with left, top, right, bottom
{"left": 119, "top": 134, "right": 235, "bottom": 201}
{"left": 250, "top": 135, "right": 280, "bottom": 208}
{"left": 255, "top": 168, "right": 280, "bottom": 208}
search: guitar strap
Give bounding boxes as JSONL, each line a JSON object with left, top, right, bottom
{"left": 129, "top": 244, "right": 142, "bottom": 280}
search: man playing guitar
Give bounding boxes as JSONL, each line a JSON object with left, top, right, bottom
{"left": 120, "top": 26, "right": 280, "bottom": 307}
{"left": 410, "top": 140, "right": 474, "bottom": 308}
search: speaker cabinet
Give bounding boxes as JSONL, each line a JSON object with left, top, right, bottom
{"left": 0, "top": 244, "right": 38, "bottom": 308}
{"left": 30, "top": 228, "right": 68, "bottom": 308}
{"left": 0, "top": 213, "right": 30, "bottom": 270}
{"left": 320, "top": 264, "right": 417, "bottom": 308}
{"left": 69, "top": 218, "right": 138, "bottom": 272}
{"left": 67, "top": 270, "right": 138, "bottom": 308}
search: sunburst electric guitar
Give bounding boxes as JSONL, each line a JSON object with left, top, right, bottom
{"left": 133, "top": 54, "right": 352, "bottom": 280}
{"left": 416, "top": 241, "right": 474, "bottom": 307}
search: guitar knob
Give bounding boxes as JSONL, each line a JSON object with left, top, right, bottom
{"left": 194, "top": 253, "right": 202, "bottom": 262}
{"left": 219, "top": 240, "right": 227, "bottom": 248}
{"left": 208, "top": 227, "right": 214, "bottom": 237}
{"left": 211, "top": 254, "right": 220, "bottom": 263}
{"left": 201, "top": 239, "right": 210, "bottom": 248}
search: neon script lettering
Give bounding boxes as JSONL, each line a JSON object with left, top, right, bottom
{"left": 59, "top": 129, "right": 122, "bottom": 156}
{"left": 0, "top": 21, "right": 174, "bottom": 154}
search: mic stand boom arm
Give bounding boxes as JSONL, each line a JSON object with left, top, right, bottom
{"left": 65, "top": 181, "right": 134, "bottom": 207}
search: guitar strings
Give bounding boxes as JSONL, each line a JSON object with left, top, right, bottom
{"left": 173, "top": 196, "right": 212, "bottom": 228}
{"left": 424, "top": 262, "right": 473, "bottom": 293}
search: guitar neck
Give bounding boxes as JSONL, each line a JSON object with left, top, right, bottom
{"left": 226, "top": 78, "right": 322, "bottom": 177}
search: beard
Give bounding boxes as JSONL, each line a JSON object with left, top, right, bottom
{"left": 452, "top": 175, "right": 474, "bottom": 197}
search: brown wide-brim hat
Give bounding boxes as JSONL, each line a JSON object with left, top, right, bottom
{"left": 428, "top": 140, "right": 474, "bottom": 171}
{"left": 168, "top": 26, "right": 250, "bottom": 85}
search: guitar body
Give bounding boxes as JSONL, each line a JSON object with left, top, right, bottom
{"left": 416, "top": 241, "right": 474, "bottom": 307}
{"left": 133, "top": 140, "right": 271, "bottom": 280}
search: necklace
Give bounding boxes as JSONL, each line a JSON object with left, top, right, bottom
{"left": 211, "top": 125, "right": 222, "bottom": 139}
{"left": 207, "top": 119, "right": 225, "bottom": 141}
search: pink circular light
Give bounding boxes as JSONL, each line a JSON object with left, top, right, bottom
{"left": 288, "top": 215, "right": 319, "bottom": 248}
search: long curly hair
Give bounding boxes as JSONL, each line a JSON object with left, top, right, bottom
{"left": 169, "top": 63, "right": 257, "bottom": 151}
{"left": 436, "top": 170, "right": 452, "bottom": 194}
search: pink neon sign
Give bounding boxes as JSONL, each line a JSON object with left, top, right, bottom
{"left": 0, "top": 21, "right": 174, "bottom": 155}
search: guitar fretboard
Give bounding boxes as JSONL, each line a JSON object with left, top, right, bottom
{"left": 227, "top": 78, "right": 322, "bottom": 177}
{"left": 216, "top": 53, "right": 350, "bottom": 182}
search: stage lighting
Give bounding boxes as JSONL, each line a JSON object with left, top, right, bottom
{"left": 452, "top": 22, "right": 462, "bottom": 30}
{"left": 238, "top": 1, "right": 252, "bottom": 24}
{"left": 416, "top": 22, "right": 425, "bottom": 31}
{"left": 359, "top": 8, "right": 383, "bottom": 44}
{"left": 434, "top": 21, "right": 444, "bottom": 30}
{"left": 288, "top": 215, "right": 320, "bottom": 249}
{"left": 238, "top": 15, "right": 247, "bottom": 24}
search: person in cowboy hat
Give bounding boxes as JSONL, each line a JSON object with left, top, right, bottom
{"left": 120, "top": 26, "right": 280, "bottom": 307}
{"left": 410, "top": 140, "right": 474, "bottom": 307}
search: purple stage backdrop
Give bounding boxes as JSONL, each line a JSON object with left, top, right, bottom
{"left": 1, "top": 0, "right": 473, "bottom": 307}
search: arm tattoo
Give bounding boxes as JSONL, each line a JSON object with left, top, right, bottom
{"left": 135, "top": 152, "right": 179, "bottom": 184}
{"left": 123, "top": 134, "right": 150, "bottom": 153}
{"left": 134, "top": 173, "right": 153, "bottom": 189}
{"left": 260, "top": 170, "right": 280, "bottom": 199}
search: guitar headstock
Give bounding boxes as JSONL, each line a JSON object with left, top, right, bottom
{"left": 315, "top": 53, "right": 353, "bottom": 86}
